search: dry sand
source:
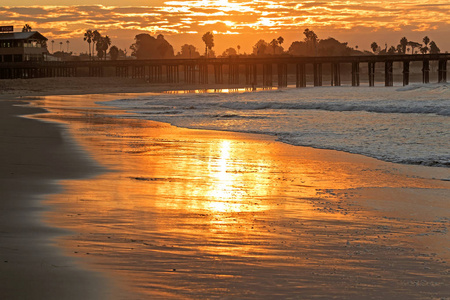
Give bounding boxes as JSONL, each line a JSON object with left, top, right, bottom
{"left": 1, "top": 77, "right": 449, "bottom": 299}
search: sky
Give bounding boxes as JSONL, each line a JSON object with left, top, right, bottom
{"left": 1, "top": 0, "right": 449, "bottom": 55}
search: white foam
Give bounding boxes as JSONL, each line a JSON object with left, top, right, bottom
{"left": 100, "top": 84, "right": 450, "bottom": 167}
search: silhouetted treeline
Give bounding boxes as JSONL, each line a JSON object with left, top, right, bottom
{"left": 130, "top": 34, "right": 174, "bottom": 59}
{"left": 370, "top": 36, "right": 440, "bottom": 55}
{"left": 73, "top": 28, "right": 444, "bottom": 61}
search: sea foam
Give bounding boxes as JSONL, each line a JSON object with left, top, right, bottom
{"left": 101, "top": 84, "right": 450, "bottom": 167}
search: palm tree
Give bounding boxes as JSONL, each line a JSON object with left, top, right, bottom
{"left": 84, "top": 30, "right": 93, "bottom": 59}
{"left": 422, "top": 36, "right": 430, "bottom": 54}
{"left": 22, "top": 24, "right": 32, "bottom": 32}
{"left": 51, "top": 40, "right": 54, "bottom": 53}
{"left": 66, "top": 40, "right": 70, "bottom": 52}
{"left": 93, "top": 30, "right": 102, "bottom": 59}
{"left": 277, "top": 36, "right": 284, "bottom": 47}
{"left": 269, "top": 39, "right": 278, "bottom": 54}
{"left": 202, "top": 32, "right": 214, "bottom": 57}
{"left": 370, "top": 42, "right": 378, "bottom": 53}
{"left": 237, "top": 45, "right": 240, "bottom": 54}
{"left": 59, "top": 41, "right": 63, "bottom": 52}
{"left": 102, "top": 35, "right": 111, "bottom": 60}
{"left": 400, "top": 37, "right": 408, "bottom": 54}
{"left": 407, "top": 41, "right": 421, "bottom": 54}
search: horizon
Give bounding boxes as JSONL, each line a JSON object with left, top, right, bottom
{"left": 0, "top": 1, "right": 449, "bottom": 56}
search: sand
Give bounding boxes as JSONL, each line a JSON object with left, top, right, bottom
{"left": 0, "top": 100, "right": 115, "bottom": 299}
{"left": 1, "top": 77, "right": 449, "bottom": 299}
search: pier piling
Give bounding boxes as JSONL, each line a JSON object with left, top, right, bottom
{"left": 402, "top": 61, "right": 410, "bottom": 86}
{"left": 351, "top": 62, "right": 360, "bottom": 86}
{"left": 368, "top": 62, "right": 375, "bottom": 86}
{"left": 263, "top": 64, "right": 273, "bottom": 87}
{"left": 385, "top": 61, "right": 393, "bottom": 87}
{"left": 422, "top": 60, "right": 430, "bottom": 84}
{"left": 438, "top": 59, "right": 447, "bottom": 83}
{"left": 296, "top": 63, "right": 306, "bottom": 88}
{"left": 313, "top": 63, "right": 322, "bottom": 86}
{"left": 214, "top": 63, "right": 223, "bottom": 84}
{"left": 277, "top": 64, "right": 288, "bottom": 87}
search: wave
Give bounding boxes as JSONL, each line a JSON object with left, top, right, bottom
{"left": 218, "top": 101, "right": 450, "bottom": 116}
{"left": 106, "top": 84, "right": 450, "bottom": 117}
{"left": 99, "top": 85, "right": 449, "bottom": 168}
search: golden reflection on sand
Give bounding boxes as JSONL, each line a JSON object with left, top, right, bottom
{"left": 30, "top": 94, "right": 450, "bottom": 299}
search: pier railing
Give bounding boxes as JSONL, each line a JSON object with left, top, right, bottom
{"left": 0, "top": 54, "right": 448, "bottom": 86}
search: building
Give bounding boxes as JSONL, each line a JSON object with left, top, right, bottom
{"left": 0, "top": 31, "right": 48, "bottom": 63}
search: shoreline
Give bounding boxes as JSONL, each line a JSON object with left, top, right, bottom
{"left": 1, "top": 78, "right": 449, "bottom": 298}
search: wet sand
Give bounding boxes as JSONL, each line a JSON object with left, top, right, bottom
{"left": 0, "top": 100, "right": 116, "bottom": 299}
{"left": 1, "top": 78, "right": 449, "bottom": 299}
{"left": 35, "top": 94, "right": 450, "bottom": 298}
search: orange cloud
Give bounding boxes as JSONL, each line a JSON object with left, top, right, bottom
{"left": 0, "top": 0, "right": 448, "bottom": 53}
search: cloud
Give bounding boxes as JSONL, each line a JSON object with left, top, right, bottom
{"left": 1, "top": 1, "right": 449, "bottom": 36}
{"left": 0, "top": 0, "right": 448, "bottom": 52}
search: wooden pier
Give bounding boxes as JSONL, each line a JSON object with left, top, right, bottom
{"left": 0, "top": 54, "right": 448, "bottom": 87}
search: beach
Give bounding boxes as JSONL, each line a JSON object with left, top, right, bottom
{"left": 1, "top": 77, "right": 449, "bottom": 299}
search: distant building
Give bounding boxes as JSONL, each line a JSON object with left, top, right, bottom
{"left": 0, "top": 31, "right": 48, "bottom": 63}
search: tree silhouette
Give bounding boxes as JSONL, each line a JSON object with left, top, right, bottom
{"left": 253, "top": 39, "right": 268, "bottom": 56}
{"left": 400, "top": 37, "right": 408, "bottom": 54}
{"left": 237, "top": 45, "right": 241, "bottom": 54}
{"left": 221, "top": 48, "right": 237, "bottom": 57}
{"left": 269, "top": 39, "right": 278, "bottom": 54}
{"left": 51, "top": 40, "right": 54, "bottom": 53}
{"left": 84, "top": 30, "right": 93, "bottom": 59}
{"left": 421, "top": 36, "right": 430, "bottom": 54}
{"left": 202, "top": 32, "right": 214, "bottom": 57}
{"left": 429, "top": 41, "right": 440, "bottom": 54}
{"left": 22, "top": 24, "right": 32, "bottom": 32}
{"left": 178, "top": 44, "right": 200, "bottom": 58}
{"left": 130, "top": 33, "right": 175, "bottom": 59}
{"left": 92, "top": 30, "right": 101, "bottom": 59}
{"left": 59, "top": 41, "right": 63, "bottom": 52}
{"left": 277, "top": 36, "right": 284, "bottom": 47}
{"left": 66, "top": 40, "right": 70, "bottom": 52}
{"left": 102, "top": 35, "right": 111, "bottom": 60}
{"left": 407, "top": 41, "right": 421, "bottom": 54}
{"left": 370, "top": 42, "right": 378, "bottom": 53}
{"left": 387, "top": 46, "right": 396, "bottom": 54}
{"left": 303, "top": 29, "right": 318, "bottom": 55}
{"left": 109, "top": 45, "right": 119, "bottom": 60}
{"left": 289, "top": 36, "right": 357, "bottom": 56}
{"left": 423, "top": 36, "right": 430, "bottom": 47}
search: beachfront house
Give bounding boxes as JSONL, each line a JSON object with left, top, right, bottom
{"left": 0, "top": 31, "right": 48, "bottom": 63}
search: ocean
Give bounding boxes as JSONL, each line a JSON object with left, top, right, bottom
{"left": 30, "top": 83, "right": 450, "bottom": 298}
{"left": 101, "top": 83, "right": 450, "bottom": 167}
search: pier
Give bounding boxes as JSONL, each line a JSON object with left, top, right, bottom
{"left": 0, "top": 54, "right": 448, "bottom": 87}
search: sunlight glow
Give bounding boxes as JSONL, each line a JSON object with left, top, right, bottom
{"left": 206, "top": 140, "right": 246, "bottom": 212}
{"left": 1, "top": 0, "right": 449, "bottom": 51}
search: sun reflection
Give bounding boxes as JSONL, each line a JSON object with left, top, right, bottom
{"left": 29, "top": 94, "right": 450, "bottom": 298}
{"left": 206, "top": 140, "right": 247, "bottom": 212}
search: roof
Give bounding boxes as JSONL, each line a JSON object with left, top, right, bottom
{"left": 0, "top": 31, "right": 47, "bottom": 41}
